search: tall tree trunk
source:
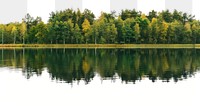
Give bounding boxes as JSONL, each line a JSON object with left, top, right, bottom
{"left": 76, "top": 39, "right": 78, "bottom": 44}
{"left": 23, "top": 36, "right": 25, "bottom": 44}
{"left": 14, "top": 34, "right": 16, "bottom": 44}
{"left": 63, "top": 38, "right": 65, "bottom": 44}
{"left": 2, "top": 30, "right": 3, "bottom": 44}
{"left": 95, "top": 35, "right": 96, "bottom": 44}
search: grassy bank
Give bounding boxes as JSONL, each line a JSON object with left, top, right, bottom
{"left": 0, "top": 44, "right": 199, "bottom": 49}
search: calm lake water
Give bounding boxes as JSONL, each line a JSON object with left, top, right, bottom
{"left": 0, "top": 48, "right": 200, "bottom": 108}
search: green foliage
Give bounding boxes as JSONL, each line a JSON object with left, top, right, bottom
{"left": 184, "top": 22, "right": 192, "bottom": 43}
{"left": 88, "top": 21, "right": 99, "bottom": 44}
{"left": 73, "top": 24, "right": 82, "bottom": 44}
{"left": 158, "top": 22, "right": 169, "bottom": 43}
{"left": 82, "top": 19, "right": 91, "bottom": 44}
{"left": 148, "top": 10, "right": 157, "bottom": 21}
{"left": 149, "top": 18, "right": 159, "bottom": 43}
{"left": 173, "top": 20, "right": 185, "bottom": 43}
{"left": 35, "top": 22, "right": 47, "bottom": 43}
{"left": 109, "top": 24, "right": 117, "bottom": 43}
{"left": 160, "top": 10, "right": 173, "bottom": 23}
{"left": 121, "top": 9, "right": 141, "bottom": 20}
{"left": 136, "top": 14, "right": 150, "bottom": 43}
{"left": 133, "top": 23, "right": 140, "bottom": 43}
{"left": 123, "top": 18, "right": 135, "bottom": 43}
{"left": 20, "top": 22, "right": 27, "bottom": 44}
{"left": 115, "top": 17, "right": 124, "bottom": 43}
{"left": 0, "top": 9, "right": 200, "bottom": 44}
{"left": 11, "top": 25, "right": 17, "bottom": 44}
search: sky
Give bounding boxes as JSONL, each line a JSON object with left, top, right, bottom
{"left": 0, "top": 0, "right": 200, "bottom": 23}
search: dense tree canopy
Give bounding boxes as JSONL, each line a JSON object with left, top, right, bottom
{"left": 0, "top": 9, "right": 200, "bottom": 44}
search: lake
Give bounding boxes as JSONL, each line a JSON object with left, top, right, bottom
{"left": 0, "top": 48, "right": 199, "bottom": 108}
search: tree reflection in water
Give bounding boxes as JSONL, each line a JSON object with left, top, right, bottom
{"left": 0, "top": 48, "right": 199, "bottom": 84}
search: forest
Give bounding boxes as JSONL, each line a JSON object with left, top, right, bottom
{"left": 0, "top": 9, "right": 200, "bottom": 44}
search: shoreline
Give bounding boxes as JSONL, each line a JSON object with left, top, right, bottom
{"left": 0, "top": 44, "right": 199, "bottom": 49}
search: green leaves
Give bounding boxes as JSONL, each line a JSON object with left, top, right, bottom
{"left": 82, "top": 19, "right": 91, "bottom": 44}
{"left": 0, "top": 9, "right": 200, "bottom": 44}
{"left": 134, "top": 23, "right": 140, "bottom": 43}
{"left": 35, "top": 22, "right": 47, "bottom": 43}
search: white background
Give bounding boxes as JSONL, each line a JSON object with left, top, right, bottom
{"left": 0, "top": 0, "right": 200, "bottom": 23}
{"left": 28, "top": 0, "right": 200, "bottom": 23}
{"left": 0, "top": 1, "right": 200, "bottom": 107}
{"left": 0, "top": 68, "right": 200, "bottom": 108}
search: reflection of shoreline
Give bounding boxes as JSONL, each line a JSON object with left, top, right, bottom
{"left": 1, "top": 68, "right": 198, "bottom": 86}
{"left": 0, "top": 49, "right": 199, "bottom": 84}
{"left": 0, "top": 44, "right": 199, "bottom": 49}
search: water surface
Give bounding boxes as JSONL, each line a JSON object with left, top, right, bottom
{"left": 0, "top": 48, "right": 199, "bottom": 108}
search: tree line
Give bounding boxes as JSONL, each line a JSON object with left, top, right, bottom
{"left": 0, "top": 9, "right": 200, "bottom": 44}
